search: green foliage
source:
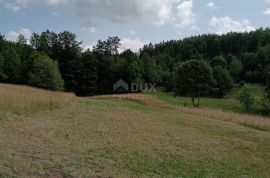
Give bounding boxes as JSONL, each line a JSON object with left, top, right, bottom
{"left": 93, "top": 36, "right": 121, "bottom": 55}
{"left": 245, "top": 70, "right": 263, "bottom": 83}
{"left": 225, "top": 53, "right": 236, "bottom": 64}
{"left": 237, "top": 87, "right": 255, "bottom": 112}
{"left": 127, "top": 61, "right": 143, "bottom": 84}
{"left": 142, "top": 53, "right": 159, "bottom": 84}
{"left": 175, "top": 60, "right": 214, "bottom": 107}
{"left": 1, "top": 28, "right": 270, "bottom": 99}
{"left": 0, "top": 53, "right": 7, "bottom": 81}
{"left": 75, "top": 52, "right": 98, "bottom": 96}
{"left": 210, "top": 56, "right": 227, "bottom": 68}
{"left": 27, "top": 54, "right": 64, "bottom": 90}
{"left": 240, "top": 53, "right": 264, "bottom": 83}
{"left": 30, "top": 30, "right": 82, "bottom": 92}
{"left": 2, "top": 47, "right": 22, "bottom": 83}
{"left": 259, "top": 94, "right": 270, "bottom": 116}
{"left": 266, "top": 72, "right": 270, "bottom": 92}
{"left": 212, "top": 66, "right": 233, "bottom": 98}
{"left": 17, "top": 34, "right": 27, "bottom": 45}
{"left": 229, "top": 58, "right": 243, "bottom": 81}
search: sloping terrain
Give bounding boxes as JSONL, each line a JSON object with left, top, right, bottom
{"left": 0, "top": 85, "right": 270, "bottom": 177}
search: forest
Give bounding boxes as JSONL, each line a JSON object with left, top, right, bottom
{"left": 0, "top": 28, "right": 270, "bottom": 114}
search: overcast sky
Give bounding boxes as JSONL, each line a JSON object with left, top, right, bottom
{"left": 0, "top": 0, "right": 270, "bottom": 52}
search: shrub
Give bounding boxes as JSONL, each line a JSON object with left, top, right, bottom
{"left": 28, "top": 54, "right": 64, "bottom": 90}
{"left": 237, "top": 87, "right": 255, "bottom": 112}
{"left": 212, "top": 66, "right": 234, "bottom": 98}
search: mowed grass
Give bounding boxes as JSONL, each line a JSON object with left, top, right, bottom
{"left": 0, "top": 85, "right": 270, "bottom": 177}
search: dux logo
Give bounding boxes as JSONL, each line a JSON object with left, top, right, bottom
{"left": 113, "top": 79, "right": 156, "bottom": 93}
{"left": 113, "top": 79, "right": 129, "bottom": 93}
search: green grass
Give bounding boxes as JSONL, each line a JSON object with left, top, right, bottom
{"left": 149, "top": 91, "right": 243, "bottom": 112}
{"left": 148, "top": 84, "right": 265, "bottom": 113}
{"left": 0, "top": 96, "right": 270, "bottom": 177}
{"left": 225, "top": 83, "right": 265, "bottom": 99}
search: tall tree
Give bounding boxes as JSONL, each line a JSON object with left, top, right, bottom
{"left": 17, "top": 34, "right": 27, "bottom": 45}
{"left": 142, "top": 53, "right": 159, "bottom": 84}
{"left": 175, "top": 60, "right": 214, "bottom": 107}
{"left": 93, "top": 37, "right": 121, "bottom": 93}
{"left": 30, "top": 30, "right": 82, "bottom": 92}
{"left": 93, "top": 36, "right": 120, "bottom": 56}
{"left": 2, "top": 47, "right": 22, "bottom": 83}
{"left": 0, "top": 53, "right": 7, "bottom": 81}
{"left": 75, "top": 51, "right": 98, "bottom": 96}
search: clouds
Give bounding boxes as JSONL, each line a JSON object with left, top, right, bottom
{"left": 176, "top": 0, "right": 195, "bottom": 29}
{"left": 264, "top": 0, "right": 270, "bottom": 15}
{"left": 1, "top": 0, "right": 174, "bottom": 25}
{"left": 0, "top": 0, "right": 66, "bottom": 12}
{"left": 6, "top": 28, "right": 32, "bottom": 43}
{"left": 206, "top": 1, "right": 215, "bottom": 9}
{"left": 84, "top": 37, "right": 147, "bottom": 53}
{"left": 209, "top": 16, "right": 255, "bottom": 34}
{"left": 72, "top": 0, "right": 173, "bottom": 25}
{"left": 119, "top": 37, "right": 147, "bottom": 53}
{"left": 1, "top": 0, "right": 263, "bottom": 50}
{"left": 15, "top": 0, "right": 66, "bottom": 6}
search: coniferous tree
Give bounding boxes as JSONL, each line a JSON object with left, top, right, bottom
{"left": 75, "top": 51, "right": 98, "bottom": 96}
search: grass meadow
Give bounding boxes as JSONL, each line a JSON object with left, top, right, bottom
{"left": 149, "top": 84, "right": 265, "bottom": 113}
{"left": 0, "top": 84, "right": 270, "bottom": 177}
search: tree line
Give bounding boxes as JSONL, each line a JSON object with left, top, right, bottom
{"left": 0, "top": 28, "right": 270, "bottom": 114}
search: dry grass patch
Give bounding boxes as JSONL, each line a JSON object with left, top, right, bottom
{"left": 91, "top": 94, "right": 172, "bottom": 109}
{"left": 93, "top": 93, "right": 270, "bottom": 132}
{"left": 0, "top": 84, "right": 76, "bottom": 114}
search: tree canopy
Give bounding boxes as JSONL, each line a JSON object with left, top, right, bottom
{"left": 0, "top": 28, "right": 270, "bottom": 98}
{"left": 175, "top": 60, "right": 214, "bottom": 107}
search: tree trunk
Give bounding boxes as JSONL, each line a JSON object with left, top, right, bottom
{"left": 191, "top": 97, "right": 195, "bottom": 107}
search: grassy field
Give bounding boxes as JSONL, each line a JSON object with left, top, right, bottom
{"left": 149, "top": 84, "right": 265, "bottom": 113}
{"left": 149, "top": 91, "right": 243, "bottom": 112}
{"left": 1, "top": 85, "right": 270, "bottom": 177}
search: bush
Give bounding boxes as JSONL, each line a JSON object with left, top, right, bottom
{"left": 259, "top": 95, "right": 270, "bottom": 116}
{"left": 237, "top": 87, "right": 255, "bottom": 112}
{"left": 28, "top": 54, "right": 64, "bottom": 90}
{"left": 212, "top": 66, "right": 234, "bottom": 98}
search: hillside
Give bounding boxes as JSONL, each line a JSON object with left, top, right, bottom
{"left": 0, "top": 85, "right": 270, "bottom": 177}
